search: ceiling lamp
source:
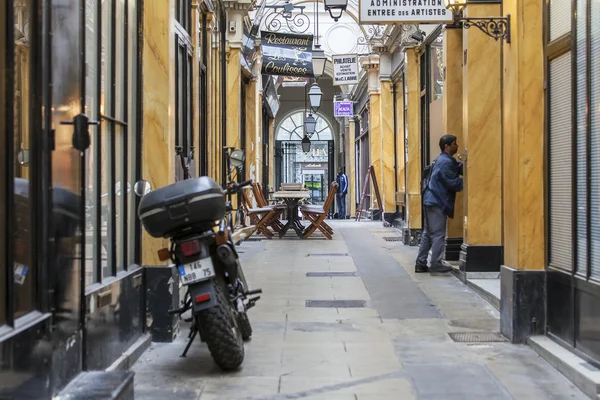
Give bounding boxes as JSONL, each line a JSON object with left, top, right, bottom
{"left": 308, "top": 83, "right": 323, "bottom": 111}
{"left": 323, "top": 0, "right": 347, "bottom": 21}
{"left": 311, "top": 44, "right": 327, "bottom": 79}
{"left": 301, "top": 135, "right": 311, "bottom": 153}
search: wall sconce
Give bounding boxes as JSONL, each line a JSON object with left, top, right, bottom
{"left": 445, "top": 0, "right": 511, "bottom": 43}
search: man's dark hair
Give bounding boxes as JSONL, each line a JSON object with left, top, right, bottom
{"left": 439, "top": 134, "right": 457, "bottom": 152}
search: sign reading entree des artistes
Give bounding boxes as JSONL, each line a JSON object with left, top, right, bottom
{"left": 260, "top": 31, "right": 315, "bottom": 78}
{"left": 359, "top": 0, "right": 453, "bottom": 23}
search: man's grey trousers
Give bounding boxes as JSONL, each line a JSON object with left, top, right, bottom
{"left": 416, "top": 205, "right": 447, "bottom": 268}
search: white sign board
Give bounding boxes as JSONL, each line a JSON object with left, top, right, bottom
{"left": 332, "top": 54, "right": 359, "bottom": 86}
{"left": 359, "top": 0, "right": 453, "bottom": 23}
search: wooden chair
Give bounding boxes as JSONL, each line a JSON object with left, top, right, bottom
{"left": 300, "top": 182, "right": 338, "bottom": 239}
{"left": 240, "top": 189, "right": 278, "bottom": 239}
{"left": 252, "top": 183, "right": 286, "bottom": 232}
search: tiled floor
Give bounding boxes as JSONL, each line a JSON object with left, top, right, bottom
{"left": 132, "top": 221, "right": 586, "bottom": 400}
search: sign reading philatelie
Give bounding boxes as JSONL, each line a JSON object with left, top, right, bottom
{"left": 332, "top": 54, "right": 359, "bottom": 86}
{"left": 261, "top": 31, "right": 314, "bottom": 78}
{"left": 359, "top": 0, "right": 453, "bottom": 23}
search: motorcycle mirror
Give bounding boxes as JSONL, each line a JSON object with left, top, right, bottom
{"left": 115, "top": 181, "right": 132, "bottom": 196}
{"left": 229, "top": 149, "right": 245, "bottom": 169}
{"left": 133, "top": 180, "right": 152, "bottom": 196}
{"left": 17, "top": 149, "right": 30, "bottom": 166}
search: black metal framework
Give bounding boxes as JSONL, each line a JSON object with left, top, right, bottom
{"left": 447, "top": 6, "right": 511, "bottom": 43}
{"left": 199, "top": 13, "right": 208, "bottom": 177}
{"left": 176, "top": 0, "right": 192, "bottom": 33}
{"left": 259, "top": 0, "right": 310, "bottom": 34}
{"left": 175, "top": 31, "right": 194, "bottom": 165}
{"left": 545, "top": 0, "right": 600, "bottom": 366}
{"left": 88, "top": 0, "right": 140, "bottom": 284}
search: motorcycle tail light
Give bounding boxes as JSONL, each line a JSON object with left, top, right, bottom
{"left": 180, "top": 240, "right": 201, "bottom": 257}
{"left": 195, "top": 293, "right": 211, "bottom": 303}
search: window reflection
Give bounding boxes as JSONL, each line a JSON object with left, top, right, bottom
{"left": 0, "top": 2, "right": 7, "bottom": 325}
{"left": 14, "top": 0, "right": 35, "bottom": 318}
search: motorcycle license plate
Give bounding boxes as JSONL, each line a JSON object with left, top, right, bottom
{"left": 178, "top": 258, "right": 215, "bottom": 285}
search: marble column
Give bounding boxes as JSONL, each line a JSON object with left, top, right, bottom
{"left": 405, "top": 48, "right": 422, "bottom": 244}
{"left": 141, "top": 0, "right": 175, "bottom": 265}
{"left": 458, "top": 3, "right": 503, "bottom": 279}
{"left": 226, "top": 45, "right": 241, "bottom": 152}
{"left": 380, "top": 80, "right": 397, "bottom": 222}
{"left": 347, "top": 118, "right": 357, "bottom": 217}
{"left": 501, "top": 0, "right": 545, "bottom": 343}
{"left": 245, "top": 77, "right": 257, "bottom": 185}
{"left": 360, "top": 55, "right": 382, "bottom": 217}
{"left": 443, "top": 28, "right": 464, "bottom": 260}
{"left": 395, "top": 78, "right": 406, "bottom": 224}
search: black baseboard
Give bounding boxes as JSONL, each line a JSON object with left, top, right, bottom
{"left": 145, "top": 266, "right": 180, "bottom": 343}
{"left": 383, "top": 212, "right": 396, "bottom": 225}
{"left": 445, "top": 237, "right": 463, "bottom": 261}
{"left": 371, "top": 208, "right": 381, "bottom": 221}
{"left": 57, "top": 371, "right": 134, "bottom": 400}
{"left": 500, "top": 265, "right": 546, "bottom": 343}
{"left": 459, "top": 244, "right": 503, "bottom": 273}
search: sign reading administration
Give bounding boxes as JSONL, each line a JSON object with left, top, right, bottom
{"left": 261, "top": 31, "right": 314, "bottom": 78}
{"left": 359, "top": 0, "right": 453, "bottom": 23}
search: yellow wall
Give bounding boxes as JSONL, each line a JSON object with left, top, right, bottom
{"left": 406, "top": 49, "right": 421, "bottom": 230}
{"left": 502, "top": 0, "right": 545, "bottom": 270}
{"left": 141, "top": 0, "right": 174, "bottom": 265}
{"left": 462, "top": 4, "right": 503, "bottom": 245}
{"left": 380, "top": 80, "right": 396, "bottom": 213}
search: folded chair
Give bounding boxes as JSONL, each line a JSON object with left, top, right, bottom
{"left": 300, "top": 182, "right": 338, "bottom": 239}
{"left": 240, "top": 189, "right": 278, "bottom": 239}
{"left": 252, "top": 183, "right": 286, "bottom": 232}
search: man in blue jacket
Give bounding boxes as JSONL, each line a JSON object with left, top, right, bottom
{"left": 415, "top": 134, "right": 463, "bottom": 274}
{"left": 336, "top": 167, "right": 349, "bottom": 219}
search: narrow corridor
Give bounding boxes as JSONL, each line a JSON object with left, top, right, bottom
{"left": 132, "top": 221, "right": 585, "bottom": 400}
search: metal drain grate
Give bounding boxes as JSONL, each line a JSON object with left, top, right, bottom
{"left": 448, "top": 332, "right": 508, "bottom": 343}
{"left": 305, "top": 300, "right": 366, "bottom": 308}
{"left": 306, "top": 253, "right": 348, "bottom": 257}
{"left": 245, "top": 238, "right": 262, "bottom": 242}
{"left": 383, "top": 237, "right": 402, "bottom": 242}
{"left": 306, "top": 272, "right": 357, "bottom": 277}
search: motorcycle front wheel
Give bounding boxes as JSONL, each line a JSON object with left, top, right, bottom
{"left": 196, "top": 275, "right": 244, "bottom": 371}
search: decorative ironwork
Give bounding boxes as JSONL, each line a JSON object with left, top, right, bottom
{"left": 460, "top": 15, "right": 511, "bottom": 43}
{"left": 254, "top": 0, "right": 311, "bottom": 34}
{"left": 356, "top": 24, "right": 419, "bottom": 49}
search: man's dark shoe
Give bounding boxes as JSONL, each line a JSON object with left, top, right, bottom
{"left": 415, "top": 263, "right": 429, "bottom": 273}
{"left": 429, "top": 264, "right": 453, "bottom": 274}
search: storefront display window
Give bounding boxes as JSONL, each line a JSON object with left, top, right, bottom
{"left": 85, "top": 0, "right": 139, "bottom": 286}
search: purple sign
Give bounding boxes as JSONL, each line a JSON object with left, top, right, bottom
{"left": 334, "top": 101, "right": 353, "bottom": 117}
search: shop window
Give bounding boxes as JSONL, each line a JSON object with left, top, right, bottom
{"left": 589, "top": 0, "right": 600, "bottom": 279}
{"left": 199, "top": 13, "right": 208, "bottom": 176}
{"left": 548, "top": 52, "right": 572, "bottom": 271}
{"left": 84, "top": 0, "right": 139, "bottom": 285}
{"left": 430, "top": 33, "right": 444, "bottom": 102}
{"left": 1, "top": 0, "right": 38, "bottom": 327}
{"left": 175, "top": 37, "right": 194, "bottom": 174}
{"left": 176, "top": 0, "right": 191, "bottom": 33}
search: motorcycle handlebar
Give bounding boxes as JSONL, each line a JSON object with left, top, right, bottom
{"left": 225, "top": 179, "right": 253, "bottom": 194}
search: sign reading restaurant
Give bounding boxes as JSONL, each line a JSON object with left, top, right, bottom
{"left": 260, "top": 31, "right": 315, "bottom": 78}
{"left": 359, "top": 0, "right": 453, "bottom": 23}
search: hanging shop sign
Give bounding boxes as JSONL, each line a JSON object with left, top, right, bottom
{"left": 358, "top": 0, "right": 453, "bottom": 24}
{"left": 279, "top": 76, "right": 310, "bottom": 87}
{"left": 334, "top": 101, "right": 354, "bottom": 117}
{"left": 261, "top": 31, "right": 314, "bottom": 78}
{"left": 332, "top": 54, "right": 359, "bottom": 85}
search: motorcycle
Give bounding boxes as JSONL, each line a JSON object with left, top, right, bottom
{"left": 133, "top": 149, "right": 261, "bottom": 371}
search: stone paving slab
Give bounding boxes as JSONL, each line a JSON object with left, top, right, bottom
{"left": 133, "top": 220, "right": 587, "bottom": 400}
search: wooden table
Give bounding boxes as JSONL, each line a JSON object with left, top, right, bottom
{"left": 272, "top": 191, "right": 310, "bottom": 238}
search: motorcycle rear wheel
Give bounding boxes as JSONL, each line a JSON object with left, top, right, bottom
{"left": 236, "top": 311, "right": 253, "bottom": 340}
{"left": 197, "top": 276, "right": 245, "bottom": 371}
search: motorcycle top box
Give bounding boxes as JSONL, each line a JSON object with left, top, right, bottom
{"left": 138, "top": 176, "right": 226, "bottom": 238}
